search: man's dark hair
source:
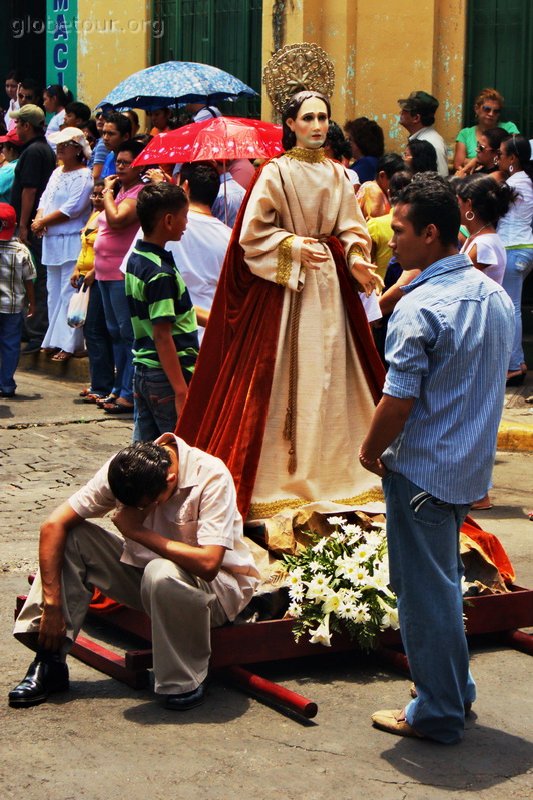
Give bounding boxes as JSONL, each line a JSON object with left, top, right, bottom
{"left": 104, "top": 111, "right": 132, "bottom": 137}
{"left": 137, "top": 182, "right": 188, "bottom": 234}
{"left": 65, "top": 101, "right": 91, "bottom": 124}
{"left": 20, "top": 78, "right": 42, "bottom": 105}
{"left": 108, "top": 443, "right": 172, "bottom": 506}
{"left": 179, "top": 161, "right": 220, "bottom": 207}
{"left": 396, "top": 173, "right": 460, "bottom": 246}
{"left": 377, "top": 152, "right": 405, "bottom": 179}
{"left": 417, "top": 108, "right": 436, "bottom": 127}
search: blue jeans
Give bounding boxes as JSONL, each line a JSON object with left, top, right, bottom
{"left": 502, "top": 247, "right": 533, "bottom": 371}
{"left": 99, "top": 280, "right": 134, "bottom": 403}
{"left": 133, "top": 366, "right": 177, "bottom": 442}
{"left": 0, "top": 312, "right": 23, "bottom": 394}
{"left": 382, "top": 471, "right": 475, "bottom": 744}
{"left": 84, "top": 280, "right": 115, "bottom": 396}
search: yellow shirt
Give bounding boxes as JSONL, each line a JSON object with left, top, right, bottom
{"left": 367, "top": 210, "right": 393, "bottom": 280}
{"left": 75, "top": 210, "right": 99, "bottom": 275}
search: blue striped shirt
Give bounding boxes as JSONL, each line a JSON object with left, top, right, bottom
{"left": 381, "top": 253, "right": 514, "bottom": 503}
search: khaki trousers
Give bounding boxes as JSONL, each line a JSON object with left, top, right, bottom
{"left": 14, "top": 521, "right": 227, "bottom": 694}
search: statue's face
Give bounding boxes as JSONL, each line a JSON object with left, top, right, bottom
{"left": 286, "top": 97, "right": 329, "bottom": 150}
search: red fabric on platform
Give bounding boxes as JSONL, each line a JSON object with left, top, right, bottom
{"left": 461, "top": 516, "right": 516, "bottom": 584}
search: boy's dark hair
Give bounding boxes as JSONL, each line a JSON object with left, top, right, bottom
{"left": 388, "top": 170, "right": 412, "bottom": 204}
{"left": 104, "top": 111, "right": 132, "bottom": 137}
{"left": 396, "top": 173, "right": 460, "bottom": 246}
{"left": 65, "top": 101, "right": 91, "bottom": 124}
{"left": 137, "top": 183, "right": 188, "bottom": 235}
{"left": 179, "top": 162, "right": 220, "bottom": 208}
{"left": 108, "top": 442, "right": 172, "bottom": 506}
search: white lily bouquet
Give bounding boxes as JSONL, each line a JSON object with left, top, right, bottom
{"left": 283, "top": 516, "right": 399, "bottom": 651}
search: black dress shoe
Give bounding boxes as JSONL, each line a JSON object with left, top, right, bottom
{"left": 8, "top": 659, "right": 69, "bottom": 708}
{"left": 162, "top": 681, "right": 206, "bottom": 711}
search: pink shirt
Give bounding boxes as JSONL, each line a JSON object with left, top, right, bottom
{"left": 94, "top": 183, "right": 143, "bottom": 280}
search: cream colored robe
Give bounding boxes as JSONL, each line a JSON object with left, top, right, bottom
{"left": 239, "top": 149, "right": 381, "bottom": 520}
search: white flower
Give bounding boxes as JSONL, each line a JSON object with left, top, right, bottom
{"left": 287, "top": 567, "right": 304, "bottom": 584}
{"left": 364, "top": 531, "right": 384, "bottom": 548}
{"left": 342, "top": 523, "right": 363, "bottom": 538}
{"left": 335, "top": 555, "right": 360, "bottom": 581}
{"left": 327, "top": 516, "right": 347, "bottom": 527}
{"left": 308, "top": 614, "right": 332, "bottom": 646}
{"left": 377, "top": 597, "right": 400, "bottom": 629}
{"left": 352, "top": 566, "right": 371, "bottom": 586}
{"left": 306, "top": 573, "right": 331, "bottom": 600}
{"left": 289, "top": 582, "right": 305, "bottom": 602}
{"left": 287, "top": 602, "right": 303, "bottom": 619}
{"left": 354, "top": 544, "right": 376, "bottom": 563}
{"left": 322, "top": 591, "right": 342, "bottom": 614}
{"left": 312, "top": 537, "right": 328, "bottom": 553}
{"left": 353, "top": 603, "right": 371, "bottom": 624}
{"left": 366, "top": 569, "right": 394, "bottom": 596}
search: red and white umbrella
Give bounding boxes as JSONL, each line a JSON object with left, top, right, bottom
{"left": 132, "top": 116, "right": 283, "bottom": 167}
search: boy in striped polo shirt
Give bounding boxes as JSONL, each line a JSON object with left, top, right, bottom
{"left": 125, "top": 183, "right": 199, "bottom": 441}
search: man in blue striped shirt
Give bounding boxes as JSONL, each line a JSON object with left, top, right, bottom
{"left": 360, "top": 175, "right": 514, "bottom": 744}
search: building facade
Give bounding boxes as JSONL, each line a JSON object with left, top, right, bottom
{"left": 2, "top": 1, "right": 531, "bottom": 153}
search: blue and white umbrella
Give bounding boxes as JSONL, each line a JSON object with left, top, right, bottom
{"left": 98, "top": 61, "right": 258, "bottom": 111}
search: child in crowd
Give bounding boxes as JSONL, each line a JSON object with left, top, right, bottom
{"left": 0, "top": 203, "right": 36, "bottom": 397}
{"left": 124, "top": 182, "right": 199, "bottom": 441}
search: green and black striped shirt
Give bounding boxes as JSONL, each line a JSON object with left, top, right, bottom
{"left": 125, "top": 240, "right": 198, "bottom": 380}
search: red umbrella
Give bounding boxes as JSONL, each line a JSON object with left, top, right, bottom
{"left": 132, "top": 116, "right": 283, "bottom": 167}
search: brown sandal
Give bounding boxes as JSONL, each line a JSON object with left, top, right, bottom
{"left": 51, "top": 350, "right": 73, "bottom": 362}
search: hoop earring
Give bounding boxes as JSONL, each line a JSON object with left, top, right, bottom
{"left": 509, "top": 165, "right": 514, "bottom": 174}
{"left": 465, "top": 210, "right": 475, "bottom": 221}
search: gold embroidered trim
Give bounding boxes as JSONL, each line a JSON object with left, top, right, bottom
{"left": 348, "top": 243, "right": 368, "bottom": 263}
{"left": 248, "top": 487, "right": 384, "bottom": 520}
{"left": 276, "top": 235, "right": 295, "bottom": 285}
{"left": 285, "top": 147, "right": 326, "bottom": 164}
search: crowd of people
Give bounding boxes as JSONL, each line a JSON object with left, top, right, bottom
{"left": 0, "top": 75, "right": 531, "bottom": 408}
{"left": 2, "top": 54, "right": 531, "bottom": 746}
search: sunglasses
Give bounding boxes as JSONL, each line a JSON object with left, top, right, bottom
{"left": 115, "top": 159, "right": 133, "bottom": 167}
{"left": 481, "top": 105, "right": 501, "bottom": 115}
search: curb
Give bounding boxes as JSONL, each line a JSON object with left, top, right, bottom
{"left": 18, "top": 351, "right": 90, "bottom": 383}
{"left": 498, "top": 419, "right": 533, "bottom": 452}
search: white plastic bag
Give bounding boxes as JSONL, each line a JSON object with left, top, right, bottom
{"left": 67, "top": 282, "right": 90, "bottom": 328}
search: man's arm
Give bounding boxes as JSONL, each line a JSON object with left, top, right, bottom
{"left": 359, "top": 394, "right": 415, "bottom": 476}
{"left": 153, "top": 321, "right": 189, "bottom": 419}
{"left": 38, "top": 501, "right": 85, "bottom": 651}
{"left": 111, "top": 505, "right": 225, "bottom": 582}
{"left": 19, "top": 187, "right": 37, "bottom": 243}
